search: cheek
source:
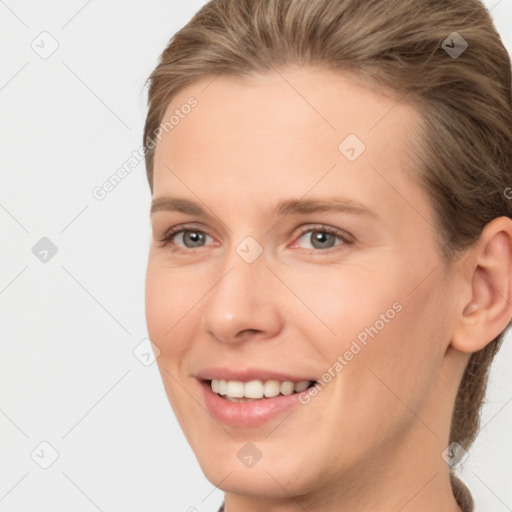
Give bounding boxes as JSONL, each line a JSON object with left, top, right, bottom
{"left": 294, "top": 262, "right": 402, "bottom": 349}
{"left": 340, "top": 273, "right": 449, "bottom": 419}
{"left": 145, "top": 261, "right": 193, "bottom": 356}
{"left": 314, "top": 258, "right": 448, "bottom": 411}
{"left": 145, "top": 264, "right": 170, "bottom": 341}
{"left": 145, "top": 262, "right": 203, "bottom": 427}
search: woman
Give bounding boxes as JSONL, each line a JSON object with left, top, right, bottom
{"left": 143, "top": 1, "right": 512, "bottom": 510}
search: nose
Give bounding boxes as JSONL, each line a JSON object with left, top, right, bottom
{"left": 200, "top": 245, "right": 283, "bottom": 344}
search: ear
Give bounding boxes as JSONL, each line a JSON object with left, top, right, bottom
{"left": 451, "top": 216, "right": 512, "bottom": 353}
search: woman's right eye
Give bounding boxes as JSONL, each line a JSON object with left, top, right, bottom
{"left": 158, "top": 228, "right": 215, "bottom": 250}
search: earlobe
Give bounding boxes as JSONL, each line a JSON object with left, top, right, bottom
{"left": 451, "top": 217, "right": 512, "bottom": 354}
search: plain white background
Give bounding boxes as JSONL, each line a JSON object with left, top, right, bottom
{"left": 1, "top": 1, "right": 511, "bottom": 511}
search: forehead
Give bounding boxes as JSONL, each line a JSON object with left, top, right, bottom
{"left": 152, "top": 66, "right": 430, "bottom": 225}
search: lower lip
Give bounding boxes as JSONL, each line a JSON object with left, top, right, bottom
{"left": 200, "top": 380, "right": 304, "bottom": 427}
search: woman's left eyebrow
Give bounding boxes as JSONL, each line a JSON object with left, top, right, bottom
{"left": 272, "top": 197, "right": 379, "bottom": 220}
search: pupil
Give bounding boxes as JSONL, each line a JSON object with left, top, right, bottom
{"left": 185, "top": 231, "right": 204, "bottom": 247}
{"left": 312, "top": 231, "right": 334, "bottom": 249}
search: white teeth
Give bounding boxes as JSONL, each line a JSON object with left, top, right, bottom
{"left": 244, "top": 380, "right": 264, "bottom": 399}
{"left": 294, "top": 380, "right": 310, "bottom": 392}
{"left": 264, "top": 380, "right": 280, "bottom": 398}
{"left": 280, "top": 381, "right": 295, "bottom": 396}
{"left": 217, "top": 379, "right": 227, "bottom": 395}
{"left": 210, "top": 379, "right": 313, "bottom": 399}
{"left": 226, "top": 381, "right": 244, "bottom": 398}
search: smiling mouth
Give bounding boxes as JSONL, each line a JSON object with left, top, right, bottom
{"left": 207, "top": 378, "right": 317, "bottom": 402}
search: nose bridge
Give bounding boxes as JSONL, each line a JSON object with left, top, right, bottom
{"left": 201, "top": 235, "right": 281, "bottom": 343}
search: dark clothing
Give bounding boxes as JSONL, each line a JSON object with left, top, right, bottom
{"left": 216, "top": 475, "right": 474, "bottom": 512}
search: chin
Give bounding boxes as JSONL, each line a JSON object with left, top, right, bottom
{"left": 192, "top": 440, "right": 319, "bottom": 499}
{"left": 203, "top": 463, "right": 308, "bottom": 498}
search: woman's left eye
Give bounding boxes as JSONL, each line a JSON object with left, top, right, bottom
{"left": 293, "top": 226, "right": 354, "bottom": 252}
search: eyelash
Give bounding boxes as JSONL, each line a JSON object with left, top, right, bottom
{"left": 157, "top": 224, "right": 355, "bottom": 255}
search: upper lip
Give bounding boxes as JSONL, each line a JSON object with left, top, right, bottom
{"left": 196, "top": 367, "right": 318, "bottom": 383}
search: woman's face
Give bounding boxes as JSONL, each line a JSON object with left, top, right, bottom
{"left": 146, "top": 66, "right": 462, "bottom": 499}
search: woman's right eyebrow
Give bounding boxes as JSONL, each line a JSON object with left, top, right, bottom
{"left": 150, "top": 196, "right": 207, "bottom": 216}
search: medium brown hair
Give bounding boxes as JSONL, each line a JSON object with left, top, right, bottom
{"left": 143, "top": 0, "right": 512, "bottom": 451}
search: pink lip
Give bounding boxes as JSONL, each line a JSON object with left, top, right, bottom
{"left": 196, "top": 367, "right": 317, "bottom": 383}
{"left": 199, "top": 379, "right": 305, "bottom": 427}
